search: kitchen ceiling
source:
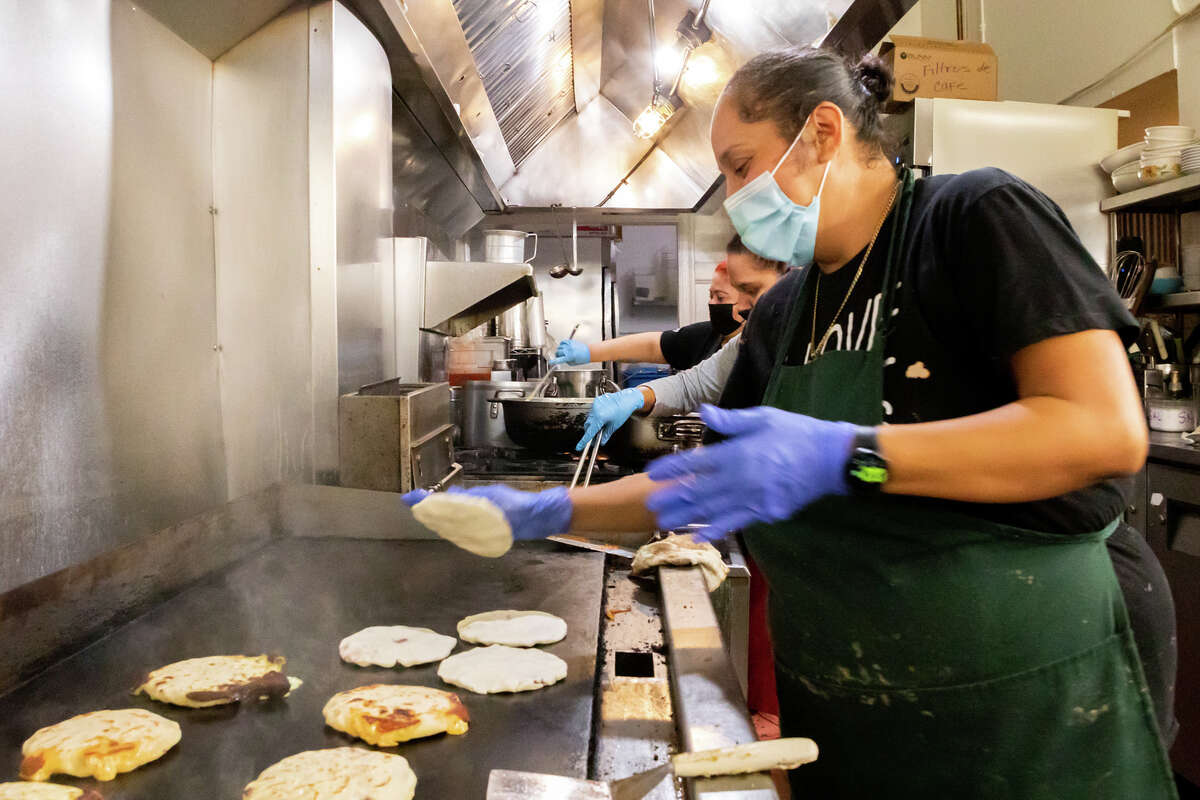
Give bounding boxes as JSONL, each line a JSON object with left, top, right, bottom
{"left": 134, "top": 0, "right": 297, "bottom": 59}
{"left": 405, "top": 0, "right": 912, "bottom": 211}
{"left": 134, "top": 0, "right": 916, "bottom": 215}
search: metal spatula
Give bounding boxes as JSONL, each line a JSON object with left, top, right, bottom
{"left": 487, "top": 738, "right": 818, "bottom": 800}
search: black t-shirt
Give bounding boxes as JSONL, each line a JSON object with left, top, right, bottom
{"left": 720, "top": 168, "right": 1139, "bottom": 535}
{"left": 660, "top": 320, "right": 723, "bottom": 371}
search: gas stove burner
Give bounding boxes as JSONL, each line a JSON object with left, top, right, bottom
{"left": 456, "top": 447, "right": 634, "bottom": 482}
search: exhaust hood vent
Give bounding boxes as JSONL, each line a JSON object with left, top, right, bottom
{"left": 423, "top": 261, "right": 536, "bottom": 336}
{"left": 452, "top": 0, "right": 576, "bottom": 166}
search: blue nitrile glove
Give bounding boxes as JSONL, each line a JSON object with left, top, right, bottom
{"left": 577, "top": 388, "right": 645, "bottom": 450}
{"left": 402, "top": 485, "right": 573, "bottom": 541}
{"left": 402, "top": 489, "right": 433, "bottom": 505}
{"left": 645, "top": 404, "right": 858, "bottom": 541}
{"left": 548, "top": 339, "right": 590, "bottom": 367}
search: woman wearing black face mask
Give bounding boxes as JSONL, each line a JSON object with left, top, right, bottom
{"left": 574, "top": 238, "right": 788, "bottom": 449}
{"left": 549, "top": 263, "right": 742, "bottom": 372}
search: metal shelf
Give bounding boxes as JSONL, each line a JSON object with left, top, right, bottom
{"left": 1142, "top": 291, "right": 1200, "bottom": 312}
{"left": 1100, "top": 172, "right": 1200, "bottom": 212}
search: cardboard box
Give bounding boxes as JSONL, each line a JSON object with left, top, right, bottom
{"left": 881, "top": 35, "right": 998, "bottom": 102}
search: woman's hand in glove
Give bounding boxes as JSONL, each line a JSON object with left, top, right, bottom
{"left": 577, "top": 388, "right": 645, "bottom": 449}
{"left": 402, "top": 485, "right": 572, "bottom": 540}
{"left": 548, "top": 339, "right": 590, "bottom": 367}
{"left": 645, "top": 404, "right": 858, "bottom": 540}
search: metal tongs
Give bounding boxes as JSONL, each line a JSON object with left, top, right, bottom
{"left": 570, "top": 432, "right": 602, "bottom": 489}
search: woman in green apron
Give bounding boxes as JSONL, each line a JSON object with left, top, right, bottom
{"left": 405, "top": 47, "right": 1177, "bottom": 797}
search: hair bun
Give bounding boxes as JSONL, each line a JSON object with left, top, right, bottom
{"left": 853, "top": 53, "right": 893, "bottom": 104}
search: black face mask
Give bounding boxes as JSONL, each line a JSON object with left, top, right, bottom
{"left": 736, "top": 304, "right": 752, "bottom": 323}
{"left": 708, "top": 303, "right": 742, "bottom": 336}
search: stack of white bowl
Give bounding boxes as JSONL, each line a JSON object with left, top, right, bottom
{"left": 1182, "top": 144, "right": 1200, "bottom": 176}
{"left": 1100, "top": 141, "right": 1146, "bottom": 193}
{"left": 1139, "top": 125, "right": 1197, "bottom": 185}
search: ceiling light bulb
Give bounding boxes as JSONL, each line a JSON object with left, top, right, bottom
{"left": 681, "top": 52, "right": 720, "bottom": 90}
{"left": 633, "top": 99, "right": 675, "bottom": 139}
{"left": 655, "top": 43, "right": 687, "bottom": 82}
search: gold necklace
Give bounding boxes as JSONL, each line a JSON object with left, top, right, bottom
{"left": 806, "top": 180, "right": 901, "bottom": 364}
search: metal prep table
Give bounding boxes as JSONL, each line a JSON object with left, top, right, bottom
{"left": 0, "top": 484, "right": 775, "bottom": 799}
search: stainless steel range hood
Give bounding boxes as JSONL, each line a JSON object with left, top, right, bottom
{"left": 343, "top": 0, "right": 915, "bottom": 213}
{"left": 423, "top": 260, "right": 536, "bottom": 336}
{"left": 135, "top": 0, "right": 916, "bottom": 220}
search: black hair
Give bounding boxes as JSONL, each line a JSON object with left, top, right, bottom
{"left": 726, "top": 234, "right": 788, "bottom": 274}
{"left": 726, "top": 47, "right": 895, "bottom": 158}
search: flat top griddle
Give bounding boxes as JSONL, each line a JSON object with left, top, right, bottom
{"left": 0, "top": 537, "right": 604, "bottom": 798}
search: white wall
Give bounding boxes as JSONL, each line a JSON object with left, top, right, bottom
{"left": 677, "top": 212, "right": 736, "bottom": 325}
{"left": 980, "top": 0, "right": 1178, "bottom": 104}
{"left": 944, "top": 0, "right": 1199, "bottom": 118}
{"left": 1176, "top": 7, "right": 1200, "bottom": 129}
{"left": 613, "top": 225, "right": 680, "bottom": 334}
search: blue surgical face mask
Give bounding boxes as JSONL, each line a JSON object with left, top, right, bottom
{"left": 723, "top": 118, "right": 832, "bottom": 267}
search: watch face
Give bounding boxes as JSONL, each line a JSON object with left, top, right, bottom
{"left": 850, "top": 463, "right": 888, "bottom": 485}
{"left": 848, "top": 448, "right": 888, "bottom": 490}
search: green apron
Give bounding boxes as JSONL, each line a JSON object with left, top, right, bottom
{"left": 746, "top": 169, "right": 1176, "bottom": 798}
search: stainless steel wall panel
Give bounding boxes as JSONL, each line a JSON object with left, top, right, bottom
{"left": 309, "top": 2, "right": 341, "bottom": 483}
{"left": 528, "top": 238, "right": 606, "bottom": 344}
{"left": 393, "top": 237, "right": 429, "bottom": 382}
{"left": 0, "top": 0, "right": 116, "bottom": 594}
{"left": 333, "top": 2, "right": 395, "bottom": 396}
{"left": 103, "top": 0, "right": 228, "bottom": 533}
{"left": 213, "top": 6, "right": 316, "bottom": 498}
{"left": 345, "top": 0, "right": 509, "bottom": 210}
{"left": 0, "top": 0, "right": 226, "bottom": 593}
{"left": 392, "top": 97, "right": 486, "bottom": 240}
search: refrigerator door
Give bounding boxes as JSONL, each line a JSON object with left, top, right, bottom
{"left": 913, "top": 98, "right": 1120, "bottom": 270}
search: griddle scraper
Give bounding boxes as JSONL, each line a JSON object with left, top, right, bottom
{"left": 486, "top": 737, "right": 817, "bottom": 800}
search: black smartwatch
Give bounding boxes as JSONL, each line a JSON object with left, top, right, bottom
{"left": 845, "top": 427, "right": 889, "bottom": 495}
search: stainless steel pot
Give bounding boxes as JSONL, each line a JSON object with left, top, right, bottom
{"left": 525, "top": 294, "right": 547, "bottom": 351}
{"left": 461, "top": 380, "right": 533, "bottom": 449}
{"left": 550, "top": 368, "right": 615, "bottom": 398}
{"left": 498, "top": 393, "right": 594, "bottom": 453}
{"left": 605, "top": 414, "right": 707, "bottom": 466}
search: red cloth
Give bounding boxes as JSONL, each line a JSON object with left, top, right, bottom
{"left": 745, "top": 550, "right": 779, "bottom": 715}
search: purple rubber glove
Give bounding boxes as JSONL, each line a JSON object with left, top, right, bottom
{"left": 402, "top": 485, "right": 573, "bottom": 541}
{"left": 645, "top": 404, "right": 858, "bottom": 541}
{"left": 577, "top": 388, "right": 645, "bottom": 449}
{"left": 549, "top": 339, "right": 590, "bottom": 367}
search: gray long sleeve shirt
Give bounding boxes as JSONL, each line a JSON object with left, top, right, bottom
{"left": 643, "top": 334, "right": 740, "bottom": 416}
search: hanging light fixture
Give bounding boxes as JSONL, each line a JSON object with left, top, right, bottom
{"left": 633, "top": 94, "right": 682, "bottom": 139}
{"left": 634, "top": 1, "right": 714, "bottom": 139}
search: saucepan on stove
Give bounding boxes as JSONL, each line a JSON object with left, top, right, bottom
{"left": 548, "top": 368, "right": 611, "bottom": 398}
{"left": 605, "top": 414, "right": 707, "bottom": 467}
{"left": 496, "top": 392, "right": 596, "bottom": 454}
{"left": 497, "top": 373, "right": 621, "bottom": 454}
